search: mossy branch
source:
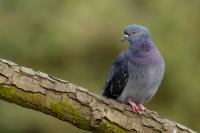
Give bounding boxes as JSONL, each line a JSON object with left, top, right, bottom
{"left": 0, "top": 58, "right": 196, "bottom": 133}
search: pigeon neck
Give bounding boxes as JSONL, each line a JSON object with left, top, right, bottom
{"left": 127, "top": 36, "right": 159, "bottom": 64}
{"left": 128, "top": 35, "right": 154, "bottom": 52}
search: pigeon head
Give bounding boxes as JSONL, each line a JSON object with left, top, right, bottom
{"left": 122, "top": 24, "right": 151, "bottom": 43}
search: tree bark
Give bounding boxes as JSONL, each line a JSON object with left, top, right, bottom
{"left": 0, "top": 58, "right": 196, "bottom": 133}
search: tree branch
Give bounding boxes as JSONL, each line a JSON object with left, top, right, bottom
{"left": 0, "top": 58, "right": 196, "bottom": 133}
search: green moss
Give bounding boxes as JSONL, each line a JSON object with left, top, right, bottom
{"left": 49, "top": 102, "right": 65, "bottom": 114}
{"left": 94, "top": 120, "right": 128, "bottom": 133}
{"left": 0, "top": 85, "right": 44, "bottom": 108}
{"left": 0, "top": 85, "right": 44, "bottom": 110}
{"left": 0, "top": 85, "right": 17, "bottom": 99}
{"left": 65, "top": 102, "right": 80, "bottom": 116}
{"left": 49, "top": 100, "right": 81, "bottom": 116}
{"left": 49, "top": 100, "right": 91, "bottom": 130}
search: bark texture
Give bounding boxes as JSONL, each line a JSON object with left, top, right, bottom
{"left": 0, "top": 58, "right": 196, "bottom": 133}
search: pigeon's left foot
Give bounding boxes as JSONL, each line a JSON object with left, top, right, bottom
{"left": 128, "top": 101, "right": 146, "bottom": 113}
{"left": 128, "top": 101, "right": 140, "bottom": 113}
{"left": 138, "top": 104, "right": 146, "bottom": 111}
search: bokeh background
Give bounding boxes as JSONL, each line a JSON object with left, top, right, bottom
{"left": 0, "top": 0, "right": 199, "bottom": 132}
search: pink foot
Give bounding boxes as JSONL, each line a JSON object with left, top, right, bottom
{"left": 138, "top": 104, "right": 146, "bottom": 111}
{"left": 128, "top": 101, "right": 140, "bottom": 113}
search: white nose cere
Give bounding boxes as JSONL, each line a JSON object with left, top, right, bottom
{"left": 121, "top": 34, "right": 129, "bottom": 41}
{"left": 124, "top": 34, "right": 129, "bottom": 38}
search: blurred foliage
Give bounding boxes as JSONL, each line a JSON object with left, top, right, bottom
{"left": 0, "top": 0, "right": 200, "bottom": 132}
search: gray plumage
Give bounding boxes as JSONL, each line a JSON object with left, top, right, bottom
{"left": 102, "top": 24, "right": 165, "bottom": 105}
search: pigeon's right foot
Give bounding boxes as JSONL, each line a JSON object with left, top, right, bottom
{"left": 128, "top": 101, "right": 140, "bottom": 113}
{"left": 138, "top": 104, "right": 146, "bottom": 111}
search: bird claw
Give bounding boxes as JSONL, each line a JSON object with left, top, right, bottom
{"left": 138, "top": 104, "right": 146, "bottom": 111}
{"left": 128, "top": 101, "right": 146, "bottom": 114}
{"left": 129, "top": 102, "right": 140, "bottom": 113}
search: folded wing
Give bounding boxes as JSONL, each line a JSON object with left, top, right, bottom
{"left": 102, "top": 52, "right": 129, "bottom": 99}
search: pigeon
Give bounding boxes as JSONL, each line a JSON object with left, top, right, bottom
{"left": 102, "top": 24, "right": 165, "bottom": 113}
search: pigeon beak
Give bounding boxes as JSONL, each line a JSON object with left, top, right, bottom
{"left": 121, "top": 34, "right": 129, "bottom": 42}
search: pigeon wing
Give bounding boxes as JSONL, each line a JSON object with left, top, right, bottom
{"left": 102, "top": 52, "right": 129, "bottom": 99}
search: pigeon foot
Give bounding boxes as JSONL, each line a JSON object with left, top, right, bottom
{"left": 138, "top": 104, "right": 146, "bottom": 111}
{"left": 128, "top": 101, "right": 140, "bottom": 113}
{"left": 128, "top": 101, "right": 146, "bottom": 113}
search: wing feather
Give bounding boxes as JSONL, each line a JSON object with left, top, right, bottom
{"left": 102, "top": 52, "right": 129, "bottom": 99}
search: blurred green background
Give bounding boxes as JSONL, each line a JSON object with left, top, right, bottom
{"left": 0, "top": 0, "right": 199, "bottom": 132}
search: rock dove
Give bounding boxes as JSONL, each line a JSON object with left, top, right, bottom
{"left": 102, "top": 24, "right": 165, "bottom": 113}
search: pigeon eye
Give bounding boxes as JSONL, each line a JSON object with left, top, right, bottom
{"left": 132, "top": 31, "right": 137, "bottom": 34}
